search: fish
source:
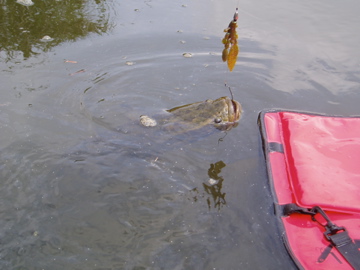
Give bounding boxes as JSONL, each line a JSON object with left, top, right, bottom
{"left": 140, "top": 96, "right": 242, "bottom": 134}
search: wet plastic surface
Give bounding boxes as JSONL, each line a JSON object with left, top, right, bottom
{"left": 261, "top": 111, "right": 360, "bottom": 270}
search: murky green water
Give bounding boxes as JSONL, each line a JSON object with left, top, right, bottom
{"left": 1, "top": 0, "right": 359, "bottom": 269}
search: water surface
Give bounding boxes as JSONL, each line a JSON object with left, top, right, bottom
{"left": 0, "top": 0, "right": 359, "bottom": 269}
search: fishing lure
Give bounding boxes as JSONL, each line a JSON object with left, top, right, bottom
{"left": 222, "top": 8, "right": 239, "bottom": 71}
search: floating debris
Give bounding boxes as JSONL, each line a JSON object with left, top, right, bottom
{"left": 69, "top": 69, "right": 86, "bottom": 76}
{"left": 182, "top": 53, "right": 193, "bottom": 58}
{"left": 40, "top": 35, "right": 54, "bottom": 42}
{"left": 179, "top": 40, "right": 186, "bottom": 44}
{"left": 64, "top": 60, "right": 77, "bottom": 64}
{"left": 140, "top": 115, "right": 157, "bottom": 127}
{"left": 222, "top": 8, "right": 239, "bottom": 71}
{"left": 16, "top": 0, "right": 34, "bottom": 6}
{"left": 125, "top": 61, "right": 134, "bottom": 66}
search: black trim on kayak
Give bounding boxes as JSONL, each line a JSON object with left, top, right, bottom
{"left": 258, "top": 111, "right": 303, "bottom": 269}
{"left": 268, "top": 142, "right": 284, "bottom": 153}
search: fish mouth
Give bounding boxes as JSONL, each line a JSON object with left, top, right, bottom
{"left": 214, "top": 97, "right": 241, "bottom": 131}
{"left": 228, "top": 98, "right": 241, "bottom": 122}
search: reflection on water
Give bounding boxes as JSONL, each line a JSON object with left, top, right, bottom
{"left": 204, "top": 161, "right": 227, "bottom": 210}
{"left": 0, "top": 0, "right": 113, "bottom": 61}
{"left": 190, "top": 161, "right": 227, "bottom": 211}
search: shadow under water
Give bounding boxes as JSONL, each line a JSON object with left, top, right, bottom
{"left": 0, "top": 0, "right": 113, "bottom": 61}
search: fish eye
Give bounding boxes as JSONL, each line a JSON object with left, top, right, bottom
{"left": 214, "top": 118, "right": 222, "bottom": 123}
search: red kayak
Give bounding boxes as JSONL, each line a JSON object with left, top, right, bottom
{"left": 259, "top": 111, "right": 360, "bottom": 270}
